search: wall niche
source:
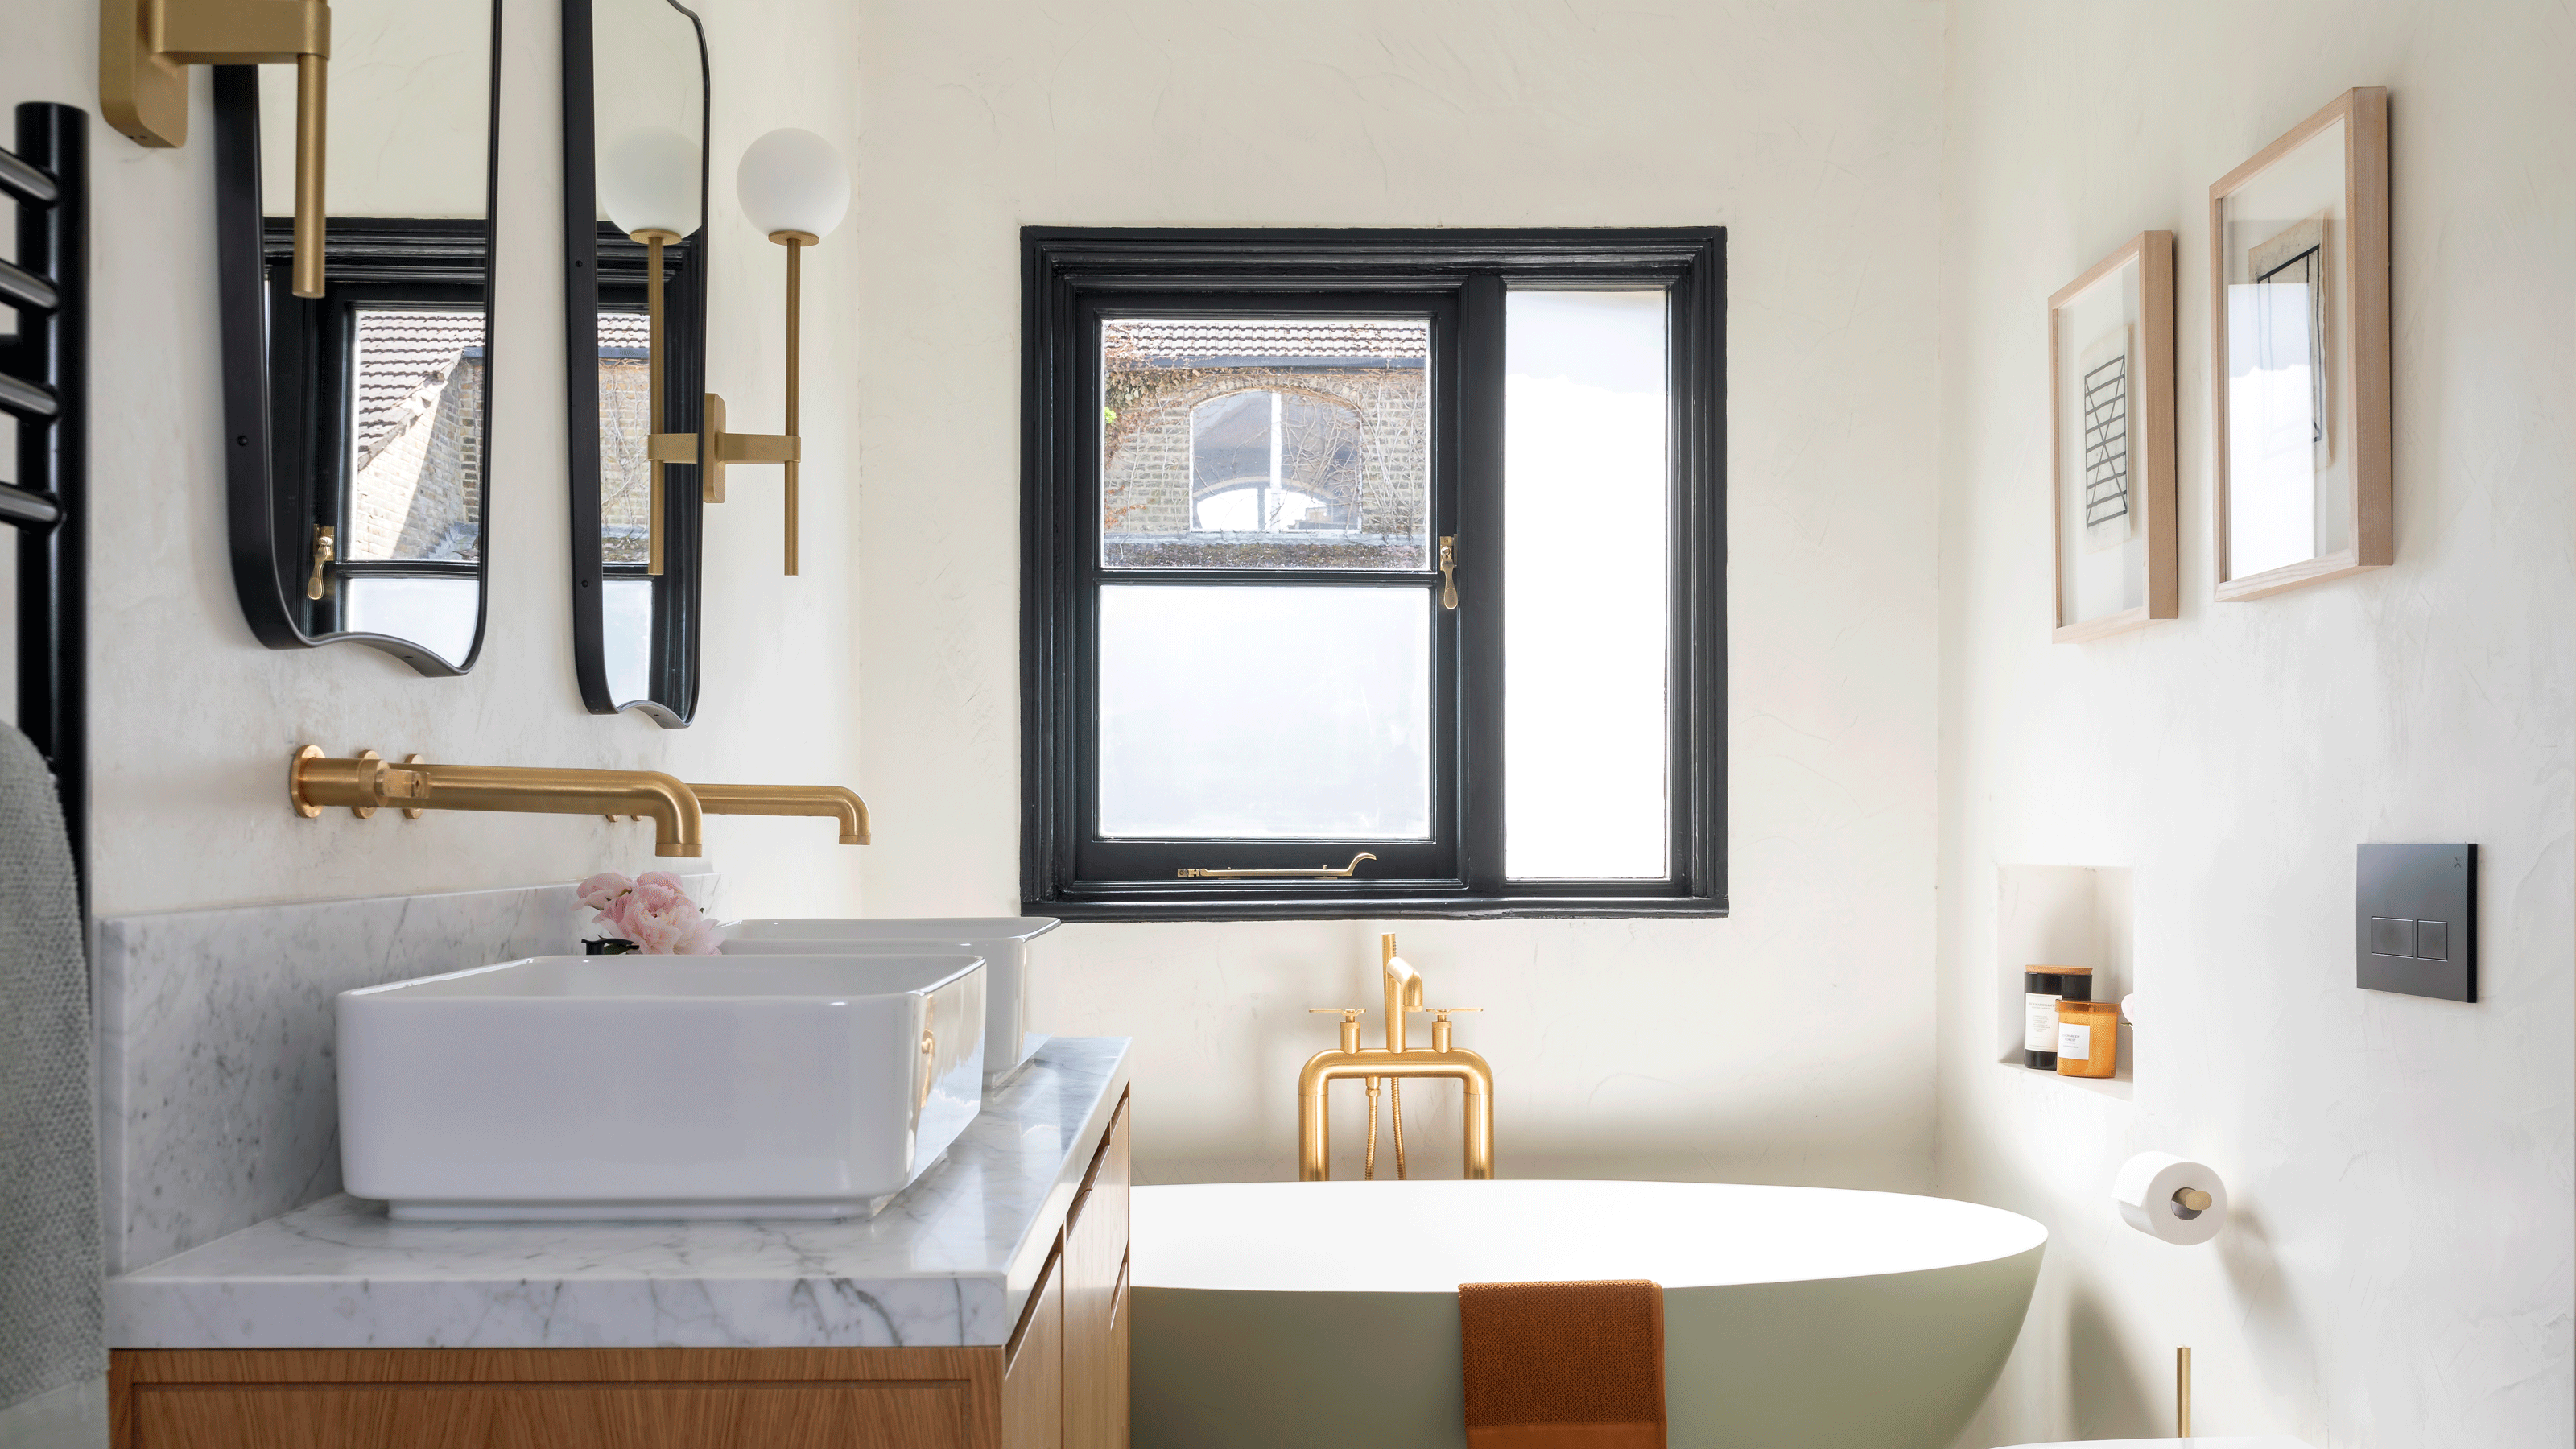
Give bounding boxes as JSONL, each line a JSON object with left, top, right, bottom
{"left": 1994, "top": 864, "right": 2134, "bottom": 1097}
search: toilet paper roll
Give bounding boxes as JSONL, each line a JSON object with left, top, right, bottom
{"left": 2113, "top": 1150, "right": 2227, "bottom": 1245}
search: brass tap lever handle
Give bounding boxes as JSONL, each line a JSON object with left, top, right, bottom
{"left": 1179, "top": 852, "right": 1375, "bottom": 880}
{"left": 1307, "top": 1008, "right": 1368, "bottom": 1016}
{"left": 305, "top": 525, "right": 335, "bottom": 600}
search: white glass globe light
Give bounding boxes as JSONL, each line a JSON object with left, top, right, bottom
{"left": 736, "top": 128, "right": 850, "bottom": 242}
{"left": 599, "top": 127, "right": 701, "bottom": 238}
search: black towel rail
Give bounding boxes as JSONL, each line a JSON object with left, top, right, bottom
{"left": 1, "top": 102, "right": 88, "bottom": 916}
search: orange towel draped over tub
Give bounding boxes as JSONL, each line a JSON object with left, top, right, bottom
{"left": 1456, "top": 1279, "right": 1667, "bottom": 1449}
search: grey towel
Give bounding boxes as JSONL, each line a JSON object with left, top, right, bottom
{"left": 0, "top": 724, "right": 101, "bottom": 1412}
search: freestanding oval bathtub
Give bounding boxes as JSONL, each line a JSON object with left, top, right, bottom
{"left": 1131, "top": 1181, "right": 2044, "bottom": 1449}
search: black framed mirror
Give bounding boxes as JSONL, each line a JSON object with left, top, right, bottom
{"left": 213, "top": 1, "right": 502, "bottom": 675}
{"left": 563, "top": 0, "right": 709, "bottom": 724}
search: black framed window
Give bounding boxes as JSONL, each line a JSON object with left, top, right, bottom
{"left": 1023, "top": 229, "right": 1724, "bottom": 919}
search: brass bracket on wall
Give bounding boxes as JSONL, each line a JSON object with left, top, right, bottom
{"left": 103, "top": 0, "right": 333, "bottom": 295}
{"left": 649, "top": 391, "right": 799, "bottom": 559}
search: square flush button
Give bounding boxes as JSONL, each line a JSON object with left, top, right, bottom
{"left": 2357, "top": 844, "right": 2475, "bottom": 1002}
{"left": 2369, "top": 916, "right": 2414, "bottom": 957}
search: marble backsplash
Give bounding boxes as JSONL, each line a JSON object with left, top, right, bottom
{"left": 96, "top": 876, "right": 721, "bottom": 1274}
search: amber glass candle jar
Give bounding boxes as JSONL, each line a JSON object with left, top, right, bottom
{"left": 2054, "top": 998, "right": 2120, "bottom": 1078}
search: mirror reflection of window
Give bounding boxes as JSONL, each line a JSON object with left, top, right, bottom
{"left": 347, "top": 309, "right": 485, "bottom": 564}
{"left": 597, "top": 312, "right": 653, "bottom": 565}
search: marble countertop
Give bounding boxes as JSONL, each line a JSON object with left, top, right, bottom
{"left": 107, "top": 1036, "right": 1131, "bottom": 1351}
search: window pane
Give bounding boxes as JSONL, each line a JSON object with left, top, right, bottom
{"left": 1102, "top": 317, "right": 1429, "bottom": 570}
{"left": 1099, "top": 585, "right": 1430, "bottom": 839}
{"left": 341, "top": 576, "right": 479, "bottom": 667}
{"left": 349, "top": 309, "right": 485, "bottom": 563}
{"left": 597, "top": 311, "right": 653, "bottom": 564}
{"left": 1505, "top": 291, "right": 1670, "bottom": 880}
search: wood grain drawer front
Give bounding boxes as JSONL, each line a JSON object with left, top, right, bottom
{"left": 1001, "top": 1245, "right": 1064, "bottom": 1449}
{"left": 130, "top": 1381, "right": 972, "bottom": 1449}
{"left": 1088, "top": 1097, "right": 1128, "bottom": 1269}
{"left": 1063, "top": 1095, "right": 1130, "bottom": 1449}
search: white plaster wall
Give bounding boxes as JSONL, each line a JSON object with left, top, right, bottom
{"left": 1, "top": 0, "right": 870, "bottom": 922}
{"left": 851, "top": 0, "right": 1947, "bottom": 1187}
{"left": 1934, "top": 3, "right": 2575, "bottom": 1445}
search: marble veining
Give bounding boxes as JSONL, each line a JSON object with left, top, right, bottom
{"left": 107, "top": 1036, "right": 1130, "bottom": 1350}
{"left": 97, "top": 877, "right": 722, "bottom": 1274}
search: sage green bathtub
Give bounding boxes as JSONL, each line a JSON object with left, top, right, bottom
{"left": 1130, "top": 1181, "right": 2044, "bottom": 1449}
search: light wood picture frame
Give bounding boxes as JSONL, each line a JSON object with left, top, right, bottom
{"left": 2208, "top": 86, "right": 2392, "bottom": 601}
{"left": 2050, "top": 231, "right": 2178, "bottom": 642}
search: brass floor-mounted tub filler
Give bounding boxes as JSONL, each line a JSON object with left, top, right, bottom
{"left": 1299, "top": 935, "right": 1493, "bottom": 1181}
{"left": 289, "top": 749, "right": 873, "bottom": 857}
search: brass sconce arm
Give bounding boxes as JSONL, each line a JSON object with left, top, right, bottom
{"left": 687, "top": 783, "right": 869, "bottom": 845}
{"left": 291, "top": 748, "right": 706, "bottom": 857}
{"left": 638, "top": 231, "right": 815, "bottom": 577}
{"left": 647, "top": 393, "right": 799, "bottom": 508}
{"left": 105, "top": 0, "right": 333, "bottom": 296}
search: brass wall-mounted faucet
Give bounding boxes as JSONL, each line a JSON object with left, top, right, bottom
{"left": 293, "top": 751, "right": 877, "bottom": 857}
{"left": 292, "top": 748, "right": 708, "bottom": 857}
{"left": 688, "top": 783, "right": 869, "bottom": 844}
{"left": 1298, "top": 934, "right": 1493, "bottom": 1182}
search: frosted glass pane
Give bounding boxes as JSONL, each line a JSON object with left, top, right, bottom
{"left": 1099, "top": 585, "right": 1430, "bottom": 839}
{"left": 1505, "top": 291, "right": 1670, "bottom": 880}
{"left": 341, "top": 576, "right": 479, "bottom": 667}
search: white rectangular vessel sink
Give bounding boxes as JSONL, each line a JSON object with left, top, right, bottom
{"left": 722, "top": 918, "right": 1057, "bottom": 1085}
{"left": 338, "top": 953, "right": 985, "bottom": 1221}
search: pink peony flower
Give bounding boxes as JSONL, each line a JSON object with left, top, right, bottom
{"left": 672, "top": 912, "right": 724, "bottom": 956}
{"left": 576, "top": 871, "right": 635, "bottom": 912}
{"left": 583, "top": 868, "right": 724, "bottom": 955}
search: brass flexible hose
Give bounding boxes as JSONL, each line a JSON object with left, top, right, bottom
{"left": 1391, "top": 1079, "right": 1407, "bottom": 1179}
{"left": 1363, "top": 1077, "right": 1380, "bottom": 1180}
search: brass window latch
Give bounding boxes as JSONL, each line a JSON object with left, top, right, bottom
{"left": 1438, "top": 535, "right": 1457, "bottom": 609}
{"left": 1179, "top": 852, "right": 1376, "bottom": 880}
{"left": 305, "top": 524, "right": 335, "bottom": 600}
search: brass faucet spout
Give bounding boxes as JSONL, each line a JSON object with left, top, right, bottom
{"left": 1382, "top": 932, "right": 1423, "bottom": 1053}
{"left": 687, "top": 783, "right": 870, "bottom": 844}
{"left": 290, "top": 749, "right": 706, "bottom": 857}
{"left": 1297, "top": 1046, "right": 1495, "bottom": 1182}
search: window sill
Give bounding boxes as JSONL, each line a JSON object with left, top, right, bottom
{"left": 1024, "top": 890, "right": 1728, "bottom": 923}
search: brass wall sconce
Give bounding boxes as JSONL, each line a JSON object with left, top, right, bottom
{"left": 103, "top": 0, "right": 332, "bottom": 296}
{"left": 643, "top": 126, "right": 848, "bottom": 577}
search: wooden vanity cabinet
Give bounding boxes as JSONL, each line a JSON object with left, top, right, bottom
{"left": 1063, "top": 1094, "right": 1129, "bottom": 1449}
{"left": 111, "top": 1090, "right": 1132, "bottom": 1449}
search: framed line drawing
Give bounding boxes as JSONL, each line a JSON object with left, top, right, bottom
{"left": 2210, "top": 86, "right": 2392, "bottom": 601}
{"left": 2050, "top": 230, "right": 2178, "bottom": 642}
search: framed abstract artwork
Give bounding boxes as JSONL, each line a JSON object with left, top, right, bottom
{"left": 2050, "top": 230, "right": 2178, "bottom": 642}
{"left": 2209, "top": 86, "right": 2392, "bottom": 601}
